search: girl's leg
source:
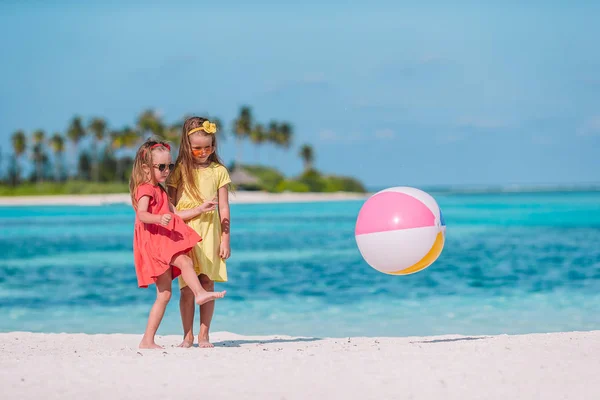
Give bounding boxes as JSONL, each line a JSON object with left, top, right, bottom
{"left": 139, "top": 269, "right": 173, "bottom": 349}
{"left": 178, "top": 285, "right": 196, "bottom": 348}
{"left": 171, "top": 254, "right": 226, "bottom": 305}
{"left": 198, "top": 274, "right": 215, "bottom": 348}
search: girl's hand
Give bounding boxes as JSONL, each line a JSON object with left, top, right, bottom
{"left": 219, "top": 241, "right": 231, "bottom": 260}
{"left": 198, "top": 198, "right": 217, "bottom": 213}
{"left": 159, "top": 214, "right": 172, "bottom": 226}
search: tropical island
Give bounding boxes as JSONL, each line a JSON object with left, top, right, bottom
{"left": 1, "top": 106, "right": 366, "bottom": 196}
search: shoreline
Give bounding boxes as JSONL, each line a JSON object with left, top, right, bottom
{"left": 1, "top": 330, "right": 598, "bottom": 399}
{"left": 2, "top": 182, "right": 600, "bottom": 207}
{"left": 0, "top": 191, "right": 369, "bottom": 206}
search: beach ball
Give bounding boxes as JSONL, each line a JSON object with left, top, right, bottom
{"left": 355, "top": 187, "right": 446, "bottom": 275}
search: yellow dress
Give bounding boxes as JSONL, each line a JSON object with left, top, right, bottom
{"left": 167, "top": 162, "right": 231, "bottom": 287}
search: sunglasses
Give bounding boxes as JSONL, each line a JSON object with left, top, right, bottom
{"left": 192, "top": 147, "right": 213, "bottom": 157}
{"left": 153, "top": 163, "right": 175, "bottom": 172}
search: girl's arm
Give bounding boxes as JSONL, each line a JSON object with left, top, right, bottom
{"left": 174, "top": 202, "right": 216, "bottom": 221}
{"left": 167, "top": 185, "right": 180, "bottom": 212}
{"left": 137, "top": 195, "right": 164, "bottom": 225}
{"left": 167, "top": 184, "right": 211, "bottom": 220}
{"left": 218, "top": 185, "right": 231, "bottom": 259}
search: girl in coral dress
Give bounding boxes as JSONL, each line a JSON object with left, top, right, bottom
{"left": 129, "top": 138, "right": 226, "bottom": 349}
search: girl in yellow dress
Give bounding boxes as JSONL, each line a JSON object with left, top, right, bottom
{"left": 167, "top": 116, "right": 232, "bottom": 348}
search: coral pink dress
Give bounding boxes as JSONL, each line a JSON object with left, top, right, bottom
{"left": 133, "top": 183, "right": 201, "bottom": 288}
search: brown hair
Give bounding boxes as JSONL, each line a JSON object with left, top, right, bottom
{"left": 169, "top": 116, "right": 227, "bottom": 202}
{"left": 129, "top": 138, "right": 171, "bottom": 210}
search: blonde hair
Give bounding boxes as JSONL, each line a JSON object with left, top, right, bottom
{"left": 129, "top": 138, "right": 171, "bottom": 210}
{"left": 168, "top": 116, "right": 228, "bottom": 203}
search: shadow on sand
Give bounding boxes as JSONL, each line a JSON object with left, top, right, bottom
{"left": 411, "top": 336, "right": 490, "bottom": 344}
{"left": 212, "top": 337, "right": 322, "bottom": 348}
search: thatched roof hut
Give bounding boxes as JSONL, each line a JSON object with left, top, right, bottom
{"left": 229, "top": 167, "right": 260, "bottom": 187}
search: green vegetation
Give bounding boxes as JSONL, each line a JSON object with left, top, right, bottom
{"left": 2, "top": 106, "right": 366, "bottom": 196}
{"left": 237, "top": 165, "right": 285, "bottom": 191}
{"left": 0, "top": 181, "right": 129, "bottom": 196}
{"left": 234, "top": 165, "right": 366, "bottom": 193}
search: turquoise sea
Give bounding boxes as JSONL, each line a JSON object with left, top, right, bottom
{"left": 1, "top": 191, "right": 600, "bottom": 338}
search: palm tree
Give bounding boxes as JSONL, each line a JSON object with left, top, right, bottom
{"left": 33, "top": 130, "right": 45, "bottom": 143}
{"left": 249, "top": 123, "right": 267, "bottom": 161}
{"left": 67, "top": 116, "right": 86, "bottom": 179}
{"left": 49, "top": 133, "right": 65, "bottom": 181}
{"left": 267, "top": 122, "right": 293, "bottom": 167}
{"left": 267, "top": 121, "right": 279, "bottom": 142}
{"left": 88, "top": 117, "right": 107, "bottom": 182}
{"left": 278, "top": 122, "right": 293, "bottom": 150}
{"left": 299, "top": 144, "right": 314, "bottom": 172}
{"left": 110, "top": 127, "right": 139, "bottom": 182}
{"left": 122, "top": 126, "right": 139, "bottom": 148}
{"left": 121, "top": 126, "right": 139, "bottom": 182}
{"left": 109, "top": 130, "right": 124, "bottom": 181}
{"left": 11, "top": 130, "right": 26, "bottom": 184}
{"left": 109, "top": 130, "right": 123, "bottom": 150}
{"left": 137, "top": 109, "right": 164, "bottom": 140}
{"left": 32, "top": 129, "right": 46, "bottom": 182}
{"left": 163, "top": 123, "right": 182, "bottom": 145}
{"left": 265, "top": 121, "right": 283, "bottom": 165}
{"left": 232, "top": 106, "right": 252, "bottom": 168}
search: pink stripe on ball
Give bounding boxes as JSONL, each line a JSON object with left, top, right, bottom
{"left": 355, "top": 191, "right": 436, "bottom": 235}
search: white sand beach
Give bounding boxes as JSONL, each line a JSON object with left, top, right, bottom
{"left": 1, "top": 330, "right": 599, "bottom": 400}
{"left": 0, "top": 191, "right": 368, "bottom": 206}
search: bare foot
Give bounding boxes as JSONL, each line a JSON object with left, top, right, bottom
{"left": 139, "top": 341, "right": 164, "bottom": 349}
{"left": 198, "top": 335, "right": 214, "bottom": 348}
{"left": 195, "top": 290, "right": 226, "bottom": 306}
{"left": 177, "top": 340, "right": 194, "bottom": 348}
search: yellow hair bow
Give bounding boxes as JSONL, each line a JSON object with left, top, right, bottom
{"left": 187, "top": 120, "right": 217, "bottom": 136}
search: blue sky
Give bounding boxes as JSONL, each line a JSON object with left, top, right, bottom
{"left": 1, "top": 1, "right": 599, "bottom": 187}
